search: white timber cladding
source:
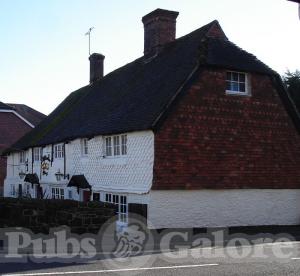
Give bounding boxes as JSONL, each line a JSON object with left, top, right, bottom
{"left": 148, "top": 190, "right": 300, "bottom": 229}
{"left": 4, "top": 131, "right": 155, "bottom": 198}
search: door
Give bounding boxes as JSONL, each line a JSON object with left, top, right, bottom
{"left": 83, "top": 190, "right": 91, "bottom": 202}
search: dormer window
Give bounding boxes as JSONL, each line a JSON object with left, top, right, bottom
{"left": 226, "top": 71, "right": 250, "bottom": 95}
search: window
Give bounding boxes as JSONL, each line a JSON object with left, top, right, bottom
{"left": 105, "top": 134, "right": 127, "bottom": 157}
{"left": 121, "top": 135, "right": 127, "bottom": 155}
{"left": 54, "top": 144, "right": 64, "bottom": 159}
{"left": 81, "top": 138, "right": 89, "bottom": 156}
{"left": 52, "top": 188, "right": 64, "bottom": 199}
{"left": 68, "top": 190, "right": 73, "bottom": 199}
{"left": 105, "top": 137, "right": 112, "bottom": 156}
{"left": 10, "top": 185, "right": 16, "bottom": 196}
{"left": 226, "top": 71, "right": 249, "bottom": 95}
{"left": 105, "top": 193, "right": 128, "bottom": 223}
{"left": 20, "top": 151, "right": 26, "bottom": 163}
{"left": 113, "top": 136, "right": 120, "bottom": 156}
{"left": 25, "top": 184, "right": 30, "bottom": 195}
{"left": 93, "top": 192, "right": 100, "bottom": 201}
{"left": 33, "top": 148, "right": 42, "bottom": 162}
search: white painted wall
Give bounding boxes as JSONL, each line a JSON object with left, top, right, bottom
{"left": 148, "top": 190, "right": 300, "bottom": 229}
{"left": 4, "top": 130, "right": 154, "bottom": 198}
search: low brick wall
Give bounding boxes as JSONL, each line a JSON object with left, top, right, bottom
{"left": 0, "top": 197, "right": 116, "bottom": 234}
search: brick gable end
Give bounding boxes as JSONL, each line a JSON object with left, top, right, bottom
{"left": 153, "top": 69, "right": 300, "bottom": 189}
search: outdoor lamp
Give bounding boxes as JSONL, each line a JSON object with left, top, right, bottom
{"left": 55, "top": 169, "right": 64, "bottom": 181}
{"left": 19, "top": 170, "right": 26, "bottom": 179}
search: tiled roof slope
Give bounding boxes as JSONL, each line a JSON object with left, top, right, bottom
{"left": 10, "top": 21, "right": 286, "bottom": 151}
{"left": 6, "top": 104, "right": 46, "bottom": 126}
{"left": 0, "top": 102, "right": 13, "bottom": 110}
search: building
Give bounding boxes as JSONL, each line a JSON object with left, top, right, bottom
{"left": 0, "top": 102, "right": 45, "bottom": 196}
{"left": 4, "top": 9, "right": 300, "bottom": 229}
{"left": 288, "top": 0, "right": 300, "bottom": 19}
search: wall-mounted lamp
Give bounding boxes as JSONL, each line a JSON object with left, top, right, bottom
{"left": 55, "top": 169, "right": 64, "bottom": 181}
{"left": 19, "top": 170, "right": 26, "bottom": 180}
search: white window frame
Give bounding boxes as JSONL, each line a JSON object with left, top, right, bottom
{"left": 105, "top": 134, "right": 127, "bottom": 157}
{"left": 226, "top": 71, "right": 250, "bottom": 95}
{"left": 81, "top": 138, "right": 89, "bottom": 156}
{"left": 52, "top": 188, "right": 64, "bottom": 199}
{"left": 19, "top": 151, "right": 26, "bottom": 164}
{"left": 54, "top": 144, "right": 64, "bottom": 159}
{"left": 33, "top": 148, "right": 42, "bottom": 162}
{"left": 68, "top": 189, "right": 73, "bottom": 200}
{"left": 10, "top": 184, "right": 16, "bottom": 196}
{"left": 105, "top": 193, "right": 128, "bottom": 224}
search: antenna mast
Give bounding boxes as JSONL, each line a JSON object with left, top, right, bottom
{"left": 85, "top": 27, "right": 94, "bottom": 56}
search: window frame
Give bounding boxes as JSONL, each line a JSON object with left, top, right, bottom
{"left": 226, "top": 71, "right": 250, "bottom": 96}
{"left": 54, "top": 144, "right": 64, "bottom": 159}
{"left": 81, "top": 138, "right": 89, "bottom": 156}
{"left": 104, "top": 134, "right": 128, "bottom": 158}
{"left": 33, "top": 148, "right": 42, "bottom": 162}
{"left": 19, "top": 151, "right": 26, "bottom": 164}
{"left": 105, "top": 193, "right": 128, "bottom": 224}
{"left": 52, "top": 187, "right": 64, "bottom": 199}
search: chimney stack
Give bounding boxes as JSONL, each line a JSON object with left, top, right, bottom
{"left": 89, "top": 53, "right": 105, "bottom": 83}
{"left": 142, "top": 9, "right": 179, "bottom": 57}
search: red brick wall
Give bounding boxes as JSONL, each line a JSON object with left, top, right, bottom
{"left": 0, "top": 113, "right": 33, "bottom": 194}
{"left": 152, "top": 69, "right": 300, "bottom": 189}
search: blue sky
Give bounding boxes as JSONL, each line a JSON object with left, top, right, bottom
{"left": 0, "top": 0, "right": 299, "bottom": 115}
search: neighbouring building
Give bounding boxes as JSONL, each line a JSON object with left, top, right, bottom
{"left": 288, "top": 0, "right": 300, "bottom": 19}
{"left": 4, "top": 9, "right": 300, "bottom": 229}
{"left": 0, "top": 102, "right": 45, "bottom": 196}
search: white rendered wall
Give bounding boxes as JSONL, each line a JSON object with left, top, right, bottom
{"left": 148, "top": 190, "right": 300, "bottom": 229}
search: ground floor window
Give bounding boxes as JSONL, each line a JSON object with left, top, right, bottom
{"left": 93, "top": 192, "right": 100, "bottom": 201}
{"left": 10, "top": 185, "right": 16, "bottom": 196}
{"left": 24, "top": 184, "right": 31, "bottom": 197}
{"left": 105, "top": 193, "right": 128, "bottom": 223}
{"left": 52, "top": 188, "right": 64, "bottom": 199}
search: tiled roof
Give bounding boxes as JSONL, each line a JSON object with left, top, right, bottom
{"left": 0, "top": 102, "right": 13, "bottom": 110}
{"left": 6, "top": 104, "right": 46, "bottom": 126}
{"left": 9, "top": 20, "right": 282, "bottom": 151}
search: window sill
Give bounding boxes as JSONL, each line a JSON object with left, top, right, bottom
{"left": 225, "top": 90, "right": 250, "bottom": 96}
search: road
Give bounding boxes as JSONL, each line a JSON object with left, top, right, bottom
{"left": 2, "top": 241, "right": 300, "bottom": 275}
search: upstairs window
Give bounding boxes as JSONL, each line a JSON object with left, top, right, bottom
{"left": 20, "top": 152, "right": 26, "bottom": 163}
{"left": 81, "top": 138, "right": 89, "bottom": 156}
{"left": 33, "top": 148, "right": 42, "bottom": 162}
{"left": 226, "top": 71, "right": 249, "bottom": 95}
{"left": 105, "top": 137, "right": 112, "bottom": 157}
{"left": 54, "top": 144, "right": 64, "bottom": 159}
{"left": 113, "top": 136, "right": 120, "bottom": 156}
{"left": 105, "top": 134, "right": 127, "bottom": 157}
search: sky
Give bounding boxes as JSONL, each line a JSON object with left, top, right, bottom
{"left": 0, "top": 0, "right": 299, "bottom": 115}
